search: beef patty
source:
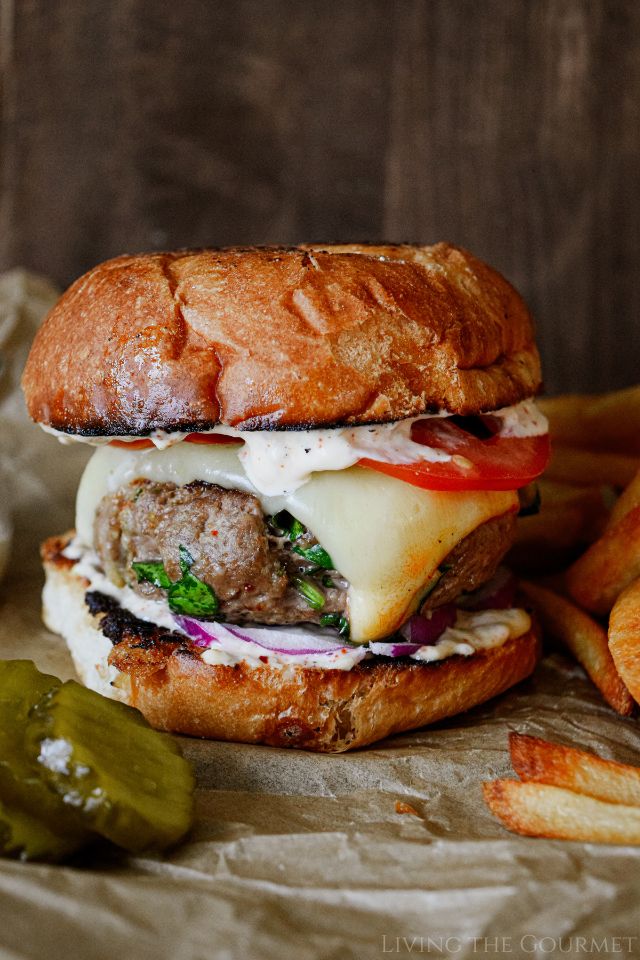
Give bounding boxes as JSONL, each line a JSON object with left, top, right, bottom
{"left": 94, "top": 480, "right": 516, "bottom": 628}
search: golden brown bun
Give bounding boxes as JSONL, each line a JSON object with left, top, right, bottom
{"left": 23, "top": 243, "right": 541, "bottom": 434}
{"left": 41, "top": 534, "right": 541, "bottom": 753}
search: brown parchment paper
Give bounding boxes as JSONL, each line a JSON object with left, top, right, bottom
{"left": 0, "top": 272, "right": 639, "bottom": 960}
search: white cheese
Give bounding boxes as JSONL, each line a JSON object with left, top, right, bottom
{"left": 75, "top": 444, "right": 517, "bottom": 641}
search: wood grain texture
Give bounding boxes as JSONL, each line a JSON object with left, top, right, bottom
{"left": 1, "top": 0, "right": 639, "bottom": 394}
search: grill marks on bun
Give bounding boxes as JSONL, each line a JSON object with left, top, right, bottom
{"left": 23, "top": 244, "right": 541, "bottom": 436}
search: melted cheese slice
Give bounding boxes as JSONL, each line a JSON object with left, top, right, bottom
{"left": 76, "top": 445, "right": 517, "bottom": 642}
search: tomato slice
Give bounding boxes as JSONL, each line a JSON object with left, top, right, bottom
{"left": 358, "top": 419, "right": 550, "bottom": 491}
{"left": 184, "top": 433, "right": 241, "bottom": 445}
{"left": 109, "top": 438, "right": 154, "bottom": 449}
{"left": 109, "top": 433, "right": 241, "bottom": 449}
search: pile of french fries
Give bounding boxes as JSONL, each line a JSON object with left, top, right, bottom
{"left": 511, "top": 385, "right": 640, "bottom": 573}
{"left": 486, "top": 387, "right": 640, "bottom": 843}
{"left": 484, "top": 734, "right": 640, "bottom": 844}
{"left": 510, "top": 385, "right": 640, "bottom": 715}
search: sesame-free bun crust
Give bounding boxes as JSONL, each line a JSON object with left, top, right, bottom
{"left": 23, "top": 243, "right": 541, "bottom": 435}
{"left": 42, "top": 534, "right": 541, "bottom": 753}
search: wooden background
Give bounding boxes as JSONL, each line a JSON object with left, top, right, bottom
{"left": 1, "top": 0, "right": 638, "bottom": 394}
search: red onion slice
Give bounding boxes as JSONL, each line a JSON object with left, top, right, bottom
{"left": 399, "top": 604, "right": 457, "bottom": 645}
{"left": 177, "top": 600, "right": 462, "bottom": 664}
{"left": 175, "top": 616, "right": 364, "bottom": 659}
{"left": 176, "top": 616, "right": 219, "bottom": 648}
{"left": 370, "top": 604, "right": 457, "bottom": 657}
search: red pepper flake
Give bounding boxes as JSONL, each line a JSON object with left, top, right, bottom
{"left": 395, "top": 800, "right": 421, "bottom": 817}
{"left": 259, "top": 655, "right": 269, "bottom": 663}
{"left": 211, "top": 530, "right": 218, "bottom": 537}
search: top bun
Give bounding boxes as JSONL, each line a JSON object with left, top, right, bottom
{"left": 22, "top": 243, "right": 541, "bottom": 435}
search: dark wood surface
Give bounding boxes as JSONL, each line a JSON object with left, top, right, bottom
{"left": 1, "top": 0, "right": 638, "bottom": 394}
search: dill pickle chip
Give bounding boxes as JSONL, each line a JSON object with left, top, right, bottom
{"left": 0, "top": 795, "right": 83, "bottom": 862}
{"left": 27, "top": 680, "right": 195, "bottom": 853}
{"left": 0, "top": 661, "right": 89, "bottom": 861}
{"left": 0, "top": 661, "right": 88, "bottom": 852}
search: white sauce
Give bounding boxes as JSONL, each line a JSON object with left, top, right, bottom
{"left": 43, "top": 400, "right": 547, "bottom": 498}
{"left": 234, "top": 420, "right": 449, "bottom": 497}
{"left": 411, "top": 608, "right": 531, "bottom": 662}
{"left": 70, "top": 545, "right": 181, "bottom": 632}
{"left": 63, "top": 540, "right": 531, "bottom": 671}
{"left": 492, "top": 399, "right": 548, "bottom": 439}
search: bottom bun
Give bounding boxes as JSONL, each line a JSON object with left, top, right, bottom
{"left": 41, "top": 534, "right": 541, "bottom": 753}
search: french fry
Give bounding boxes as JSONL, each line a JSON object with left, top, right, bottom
{"left": 536, "top": 478, "right": 613, "bottom": 513}
{"left": 608, "top": 468, "right": 640, "bottom": 529}
{"left": 509, "top": 481, "right": 611, "bottom": 574}
{"left": 513, "top": 502, "right": 588, "bottom": 550}
{"left": 515, "top": 482, "right": 609, "bottom": 547}
{"left": 539, "top": 386, "right": 640, "bottom": 455}
{"left": 509, "top": 733, "right": 640, "bottom": 806}
{"left": 545, "top": 446, "right": 640, "bottom": 489}
{"left": 519, "top": 581, "right": 634, "bottom": 715}
{"left": 608, "top": 578, "right": 640, "bottom": 707}
{"left": 565, "top": 505, "right": 640, "bottom": 615}
{"left": 483, "top": 779, "right": 640, "bottom": 843}
{"left": 510, "top": 508, "right": 595, "bottom": 575}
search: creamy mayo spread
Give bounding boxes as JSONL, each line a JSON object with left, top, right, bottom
{"left": 44, "top": 400, "right": 547, "bottom": 498}
{"left": 410, "top": 608, "right": 531, "bottom": 662}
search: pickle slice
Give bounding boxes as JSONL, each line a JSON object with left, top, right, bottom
{"left": 0, "top": 795, "right": 82, "bottom": 862}
{"left": 0, "top": 661, "right": 88, "bottom": 853}
{"left": 28, "top": 680, "right": 195, "bottom": 852}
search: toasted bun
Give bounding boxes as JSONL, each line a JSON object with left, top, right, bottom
{"left": 42, "top": 534, "right": 541, "bottom": 753}
{"left": 23, "top": 243, "right": 541, "bottom": 435}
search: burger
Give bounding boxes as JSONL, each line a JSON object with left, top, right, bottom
{"left": 22, "top": 243, "right": 548, "bottom": 752}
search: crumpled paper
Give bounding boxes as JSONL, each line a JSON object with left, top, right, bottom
{"left": 0, "top": 273, "right": 638, "bottom": 960}
{"left": 0, "top": 271, "right": 90, "bottom": 579}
